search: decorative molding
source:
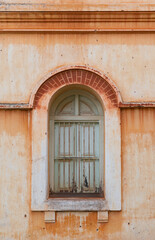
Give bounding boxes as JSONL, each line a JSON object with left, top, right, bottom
{"left": 1, "top": 101, "right": 154, "bottom": 109}
{"left": 119, "top": 102, "right": 155, "bottom": 108}
{"left": 44, "top": 211, "right": 55, "bottom": 223}
{"left": 97, "top": 211, "right": 108, "bottom": 223}
{"left": 1, "top": 11, "right": 155, "bottom": 32}
{"left": 0, "top": 103, "right": 32, "bottom": 109}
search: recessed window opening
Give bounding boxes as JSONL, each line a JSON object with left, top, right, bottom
{"left": 49, "top": 89, "right": 104, "bottom": 198}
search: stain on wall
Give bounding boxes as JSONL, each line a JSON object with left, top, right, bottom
{"left": 0, "top": 33, "right": 155, "bottom": 103}
{"left": 0, "top": 108, "right": 155, "bottom": 239}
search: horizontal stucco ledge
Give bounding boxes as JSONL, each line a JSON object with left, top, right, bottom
{"left": 0, "top": 102, "right": 155, "bottom": 109}
{"left": 0, "top": 103, "right": 33, "bottom": 110}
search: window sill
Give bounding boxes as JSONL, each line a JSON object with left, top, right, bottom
{"left": 32, "top": 198, "right": 109, "bottom": 212}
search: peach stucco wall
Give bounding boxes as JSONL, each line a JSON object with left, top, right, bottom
{"left": 0, "top": 33, "right": 155, "bottom": 103}
{"left": 0, "top": 2, "right": 155, "bottom": 239}
{"left": 1, "top": 0, "right": 155, "bottom": 11}
{"left": 0, "top": 109, "right": 155, "bottom": 239}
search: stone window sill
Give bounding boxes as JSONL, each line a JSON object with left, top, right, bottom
{"left": 32, "top": 198, "right": 108, "bottom": 212}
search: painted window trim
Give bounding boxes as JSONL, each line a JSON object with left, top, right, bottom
{"left": 31, "top": 68, "right": 121, "bottom": 212}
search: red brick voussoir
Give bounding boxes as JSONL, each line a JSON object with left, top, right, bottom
{"left": 33, "top": 69, "right": 118, "bottom": 108}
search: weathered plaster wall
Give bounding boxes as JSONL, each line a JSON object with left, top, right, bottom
{"left": 0, "top": 111, "right": 31, "bottom": 239}
{"left": 1, "top": 0, "right": 155, "bottom": 11}
{"left": 0, "top": 33, "right": 155, "bottom": 103}
{"left": 0, "top": 108, "right": 154, "bottom": 239}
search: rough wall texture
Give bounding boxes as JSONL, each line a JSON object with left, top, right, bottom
{"left": 1, "top": 0, "right": 155, "bottom": 11}
{"left": 0, "top": 33, "right": 155, "bottom": 103}
{"left": 0, "top": 108, "right": 154, "bottom": 239}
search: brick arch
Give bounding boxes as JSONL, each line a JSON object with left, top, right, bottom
{"left": 33, "top": 68, "right": 121, "bottom": 108}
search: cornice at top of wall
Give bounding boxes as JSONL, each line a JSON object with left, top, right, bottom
{"left": 1, "top": 11, "right": 155, "bottom": 32}
{"left": 1, "top": 11, "right": 155, "bottom": 19}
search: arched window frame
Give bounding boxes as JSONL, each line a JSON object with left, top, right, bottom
{"left": 31, "top": 67, "right": 121, "bottom": 214}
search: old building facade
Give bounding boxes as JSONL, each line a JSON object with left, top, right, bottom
{"left": 0, "top": 1, "right": 155, "bottom": 239}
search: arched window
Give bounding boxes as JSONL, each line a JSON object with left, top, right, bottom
{"left": 49, "top": 89, "right": 104, "bottom": 197}
{"left": 31, "top": 67, "right": 121, "bottom": 214}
